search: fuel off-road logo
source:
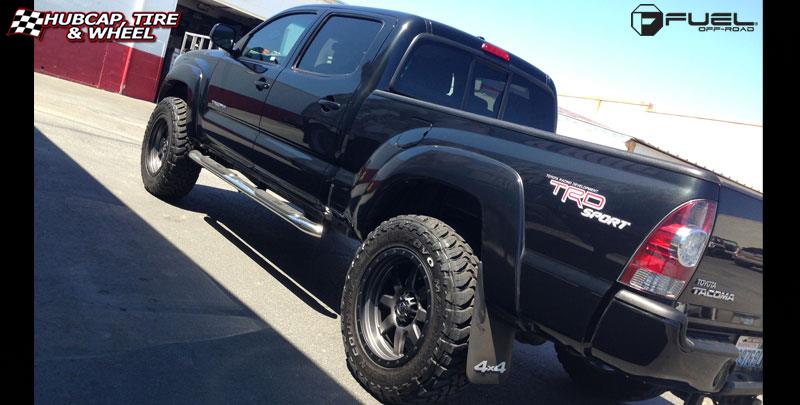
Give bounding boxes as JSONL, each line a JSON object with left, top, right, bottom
{"left": 631, "top": 4, "right": 757, "bottom": 36}
{"left": 546, "top": 174, "right": 631, "bottom": 230}
{"left": 7, "top": 8, "right": 179, "bottom": 41}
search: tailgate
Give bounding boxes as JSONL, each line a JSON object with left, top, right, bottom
{"left": 679, "top": 182, "right": 762, "bottom": 334}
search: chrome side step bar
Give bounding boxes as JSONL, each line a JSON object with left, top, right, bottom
{"left": 188, "top": 150, "right": 324, "bottom": 238}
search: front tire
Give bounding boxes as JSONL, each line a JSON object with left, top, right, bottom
{"left": 555, "top": 344, "right": 665, "bottom": 401}
{"left": 140, "top": 97, "right": 200, "bottom": 200}
{"left": 341, "top": 215, "right": 478, "bottom": 404}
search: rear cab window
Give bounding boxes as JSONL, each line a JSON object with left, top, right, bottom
{"left": 465, "top": 61, "right": 508, "bottom": 118}
{"left": 390, "top": 37, "right": 556, "bottom": 132}
{"left": 502, "top": 75, "right": 557, "bottom": 132}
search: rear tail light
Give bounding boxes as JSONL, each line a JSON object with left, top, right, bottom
{"left": 619, "top": 199, "right": 717, "bottom": 299}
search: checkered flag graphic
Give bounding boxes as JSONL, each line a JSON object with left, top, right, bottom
{"left": 8, "top": 9, "right": 44, "bottom": 38}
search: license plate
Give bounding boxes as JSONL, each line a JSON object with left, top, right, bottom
{"left": 735, "top": 336, "right": 763, "bottom": 369}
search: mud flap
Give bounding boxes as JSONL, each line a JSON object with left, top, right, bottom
{"left": 466, "top": 262, "right": 517, "bottom": 384}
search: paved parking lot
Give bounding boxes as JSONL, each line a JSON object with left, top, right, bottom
{"left": 35, "top": 72, "right": 699, "bottom": 404}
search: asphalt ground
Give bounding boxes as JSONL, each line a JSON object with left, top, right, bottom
{"left": 34, "top": 72, "right": 711, "bottom": 404}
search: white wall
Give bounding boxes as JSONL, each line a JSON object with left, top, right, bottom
{"left": 131, "top": 0, "right": 180, "bottom": 58}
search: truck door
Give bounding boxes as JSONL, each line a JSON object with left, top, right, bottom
{"left": 201, "top": 12, "right": 318, "bottom": 167}
{"left": 253, "top": 12, "right": 395, "bottom": 206}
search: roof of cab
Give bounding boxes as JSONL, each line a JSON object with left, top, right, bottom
{"left": 284, "top": 4, "right": 423, "bottom": 22}
{"left": 282, "top": 4, "right": 554, "bottom": 89}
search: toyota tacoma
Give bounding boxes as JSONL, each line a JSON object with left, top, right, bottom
{"left": 140, "top": 4, "right": 763, "bottom": 404}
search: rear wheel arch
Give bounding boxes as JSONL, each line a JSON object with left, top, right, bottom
{"left": 358, "top": 178, "right": 483, "bottom": 258}
{"left": 351, "top": 146, "right": 526, "bottom": 315}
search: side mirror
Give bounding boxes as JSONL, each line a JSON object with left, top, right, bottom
{"left": 210, "top": 23, "right": 238, "bottom": 54}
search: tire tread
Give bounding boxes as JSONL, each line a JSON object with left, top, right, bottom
{"left": 342, "top": 215, "right": 478, "bottom": 404}
{"left": 140, "top": 97, "right": 200, "bottom": 200}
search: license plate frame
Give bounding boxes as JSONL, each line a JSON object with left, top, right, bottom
{"left": 735, "top": 336, "right": 763, "bottom": 369}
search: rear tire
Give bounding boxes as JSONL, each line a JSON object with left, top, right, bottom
{"left": 140, "top": 97, "right": 200, "bottom": 200}
{"left": 341, "top": 215, "right": 478, "bottom": 404}
{"left": 555, "top": 344, "right": 665, "bottom": 401}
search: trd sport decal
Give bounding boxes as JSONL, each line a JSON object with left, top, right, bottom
{"left": 546, "top": 174, "right": 632, "bottom": 230}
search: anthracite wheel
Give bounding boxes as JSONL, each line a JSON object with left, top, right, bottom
{"left": 341, "top": 215, "right": 478, "bottom": 404}
{"left": 358, "top": 247, "right": 432, "bottom": 366}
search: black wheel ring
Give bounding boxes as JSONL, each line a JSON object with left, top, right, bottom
{"left": 356, "top": 246, "right": 434, "bottom": 368}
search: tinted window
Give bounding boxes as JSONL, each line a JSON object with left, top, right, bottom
{"left": 298, "top": 16, "right": 382, "bottom": 75}
{"left": 242, "top": 14, "right": 316, "bottom": 64}
{"left": 392, "top": 41, "right": 471, "bottom": 109}
{"left": 465, "top": 61, "right": 508, "bottom": 118}
{"left": 502, "top": 75, "right": 556, "bottom": 131}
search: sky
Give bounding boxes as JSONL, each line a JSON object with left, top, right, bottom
{"left": 345, "top": 0, "right": 763, "bottom": 124}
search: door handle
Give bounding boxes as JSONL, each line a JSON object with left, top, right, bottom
{"left": 318, "top": 98, "right": 341, "bottom": 112}
{"left": 254, "top": 77, "right": 270, "bottom": 91}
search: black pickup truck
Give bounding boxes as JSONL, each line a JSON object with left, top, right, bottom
{"left": 140, "top": 4, "right": 763, "bottom": 404}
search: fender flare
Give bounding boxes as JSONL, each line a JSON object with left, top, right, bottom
{"left": 157, "top": 62, "right": 204, "bottom": 105}
{"left": 157, "top": 57, "right": 216, "bottom": 139}
{"left": 349, "top": 143, "right": 526, "bottom": 316}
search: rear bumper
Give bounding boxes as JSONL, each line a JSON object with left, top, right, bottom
{"left": 588, "top": 289, "right": 762, "bottom": 395}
